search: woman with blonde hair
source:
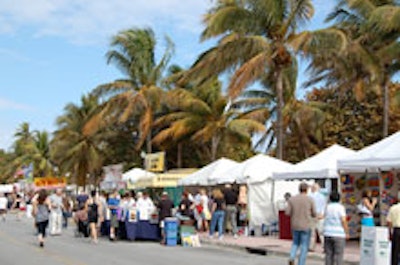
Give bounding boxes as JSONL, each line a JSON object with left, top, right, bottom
{"left": 209, "top": 188, "right": 225, "bottom": 240}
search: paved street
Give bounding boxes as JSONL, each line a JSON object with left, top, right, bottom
{"left": 0, "top": 216, "right": 323, "bottom": 265}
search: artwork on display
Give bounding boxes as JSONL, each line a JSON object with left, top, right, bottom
{"left": 341, "top": 171, "right": 400, "bottom": 238}
{"left": 128, "top": 209, "right": 137, "bottom": 223}
{"left": 181, "top": 233, "right": 201, "bottom": 247}
{"left": 102, "top": 164, "right": 123, "bottom": 182}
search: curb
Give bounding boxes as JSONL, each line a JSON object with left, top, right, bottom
{"left": 200, "top": 238, "right": 359, "bottom": 265}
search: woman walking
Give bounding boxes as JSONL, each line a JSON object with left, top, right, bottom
{"left": 32, "top": 189, "right": 51, "bottom": 247}
{"left": 209, "top": 188, "right": 226, "bottom": 240}
{"left": 87, "top": 190, "right": 101, "bottom": 244}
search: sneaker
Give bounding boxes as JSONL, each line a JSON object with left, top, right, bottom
{"left": 288, "top": 259, "right": 294, "bottom": 265}
{"left": 39, "top": 242, "right": 44, "bottom": 248}
{"left": 234, "top": 234, "right": 238, "bottom": 239}
{"left": 218, "top": 235, "right": 224, "bottom": 240}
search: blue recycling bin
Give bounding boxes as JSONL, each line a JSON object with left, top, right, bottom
{"left": 164, "top": 217, "right": 178, "bottom": 246}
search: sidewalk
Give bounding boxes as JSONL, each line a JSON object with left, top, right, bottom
{"left": 198, "top": 233, "right": 360, "bottom": 265}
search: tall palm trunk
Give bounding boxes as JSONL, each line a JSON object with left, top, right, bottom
{"left": 177, "top": 143, "right": 182, "bottom": 168}
{"left": 382, "top": 79, "right": 389, "bottom": 137}
{"left": 211, "top": 135, "right": 221, "bottom": 161}
{"left": 146, "top": 130, "right": 152, "bottom": 154}
{"left": 276, "top": 69, "right": 284, "bottom": 160}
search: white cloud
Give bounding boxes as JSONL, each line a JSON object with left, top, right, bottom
{"left": 0, "top": 0, "right": 213, "bottom": 45}
{"left": 0, "top": 97, "right": 33, "bottom": 111}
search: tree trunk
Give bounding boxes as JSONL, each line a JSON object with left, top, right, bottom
{"left": 177, "top": 143, "right": 182, "bottom": 168}
{"left": 276, "top": 69, "right": 284, "bottom": 160}
{"left": 146, "top": 130, "right": 152, "bottom": 154}
{"left": 211, "top": 135, "right": 221, "bottom": 161}
{"left": 382, "top": 80, "right": 389, "bottom": 137}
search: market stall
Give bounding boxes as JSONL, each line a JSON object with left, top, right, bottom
{"left": 273, "top": 144, "right": 356, "bottom": 192}
{"left": 337, "top": 131, "right": 400, "bottom": 238}
{"left": 218, "top": 154, "right": 301, "bottom": 235}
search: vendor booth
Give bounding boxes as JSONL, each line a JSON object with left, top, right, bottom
{"left": 337, "top": 131, "right": 400, "bottom": 239}
{"left": 135, "top": 168, "right": 198, "bottom": 205}
{"left": 273, "top": 144, "right": 356, "bottom": 192}
{"left": 218, "top": 154, "right": 301, "bottom": 236}
{"left": 272, "top": 144, "right": 356, "bottom": 239}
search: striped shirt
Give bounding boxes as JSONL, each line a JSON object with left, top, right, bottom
{"left": 323, "top": 203, "right": 346, "bottom": 238}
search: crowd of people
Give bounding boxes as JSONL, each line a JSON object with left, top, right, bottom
{"left": 0, "top": 184, "right": 249, "bottom": 248}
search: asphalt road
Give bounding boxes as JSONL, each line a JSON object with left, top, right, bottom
{"left": 0, "top": 215, "right": 323, "bottom": 265}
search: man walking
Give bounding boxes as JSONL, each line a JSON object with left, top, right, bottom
{"left": 224, "top": 184, "right": 238, "bottom": 238}
{"left": 387, "top": 195, "right": 400, "bottom": 265}
{"left": 309, "top": 183, "right": 327, "bottom": 251}
{"left": 49, "top": 188, "right": 64, "bottom": 235}
{"left": 286, "top": 182, "right": 316, "bottom": 265}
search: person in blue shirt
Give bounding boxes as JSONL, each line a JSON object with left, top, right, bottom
{"left": 107, "top": 190, "right": 120, "bottom": 241}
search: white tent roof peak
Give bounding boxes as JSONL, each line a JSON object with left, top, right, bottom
{"left": 218, "top": 153, "right": 294, "bottom": 184}
{"left": 273, "top": 144, "right": 356, "bottom": 180}
{"left": 122, "top": 167, "right": 156, "bottom": 182}
{"left": 178, "top": 157, "right": 239, "bottom": 186}
{"left": 337, "top": 131, "right": 400, "bottom": 172}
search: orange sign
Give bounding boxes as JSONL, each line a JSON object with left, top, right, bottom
{"left": 34, "top": 177, "right": 67, "bottom": 187}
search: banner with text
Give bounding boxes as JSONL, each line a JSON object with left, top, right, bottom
{"left": 144, "top": 152, "right": 165, "bottom": 172}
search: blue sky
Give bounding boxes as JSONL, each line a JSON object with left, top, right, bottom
{"left": 0, "top": 0, "right": 335, "bottom": 150}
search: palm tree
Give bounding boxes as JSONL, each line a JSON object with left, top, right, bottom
{"left": 293, "top": 0, "right": 400, "bottom": 137}
{"left": 153, "top": 78, "right": 266, "bottom": 162}
{"left": 12, "top": 123, "right": 54, "bottom": 179}
{"left": 86, "top": 28, "right": 173, "bottom": 154}
{"left": 51, "top": 95, "right": 110, "bottom": 187}
{"left": 183, "top": 0, "right": 314, "bottom": 159}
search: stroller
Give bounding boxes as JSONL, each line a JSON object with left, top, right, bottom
{"left": 74, "top": 205, "right": 89, "bottom": 238}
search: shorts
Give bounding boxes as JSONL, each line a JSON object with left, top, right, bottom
{"left": 36, "top": 220, "right": 49, "bottom": 237}
{"left": 110, "top": 214, "right": 119, "bottom": 228}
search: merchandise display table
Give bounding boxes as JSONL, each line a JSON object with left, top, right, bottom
{"left": 101, "top": 220, "right": 160, "bottom": 241}
{"left": 125, "top": 220, "right": 160, "bottom": 241}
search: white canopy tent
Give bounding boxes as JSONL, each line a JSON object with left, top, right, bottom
{"left": 178, "top": 158, "right": 239, "bottom": 186}
{"left": 273, "top": 144, "right": 356, "bottom": 180}
{"left": 122, "top": 168, "right": 156, "bottom": 182}
{"left": 337, "top": 131, "right": 400, "bottom": 172}
{"left": 218, "top": 154, "right": 302, "bottom": 228}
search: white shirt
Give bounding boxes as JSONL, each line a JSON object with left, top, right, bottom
{"left": 200, "top": 195, "right": 209, "bottom": 210}
{"left": 323, "top": 203, "right": 346, "bottom": 238}
{"left": 136, "top": 197, "right": 154, "bottom": 220}
{"left": 310, "top": 191, "right": 327, "bottom": 216}
{"left": 0, "top": 197, "right": 7, "bottom": 210}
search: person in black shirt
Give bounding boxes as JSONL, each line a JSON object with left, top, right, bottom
{"left": 223, "top": 184, "right": 238, "bottom": 238}
{"left": 209, "top": 188, "right": 226, "bottom": 240}
{"left": 178, "top": 191, "right": 193, "bottom": 218}
{"left": 157, "top": 192, "right": 174, "bottom": 244}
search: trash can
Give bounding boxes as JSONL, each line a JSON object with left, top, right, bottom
{"left": 164, "top": 217, "right": 178, "bottom": 246}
